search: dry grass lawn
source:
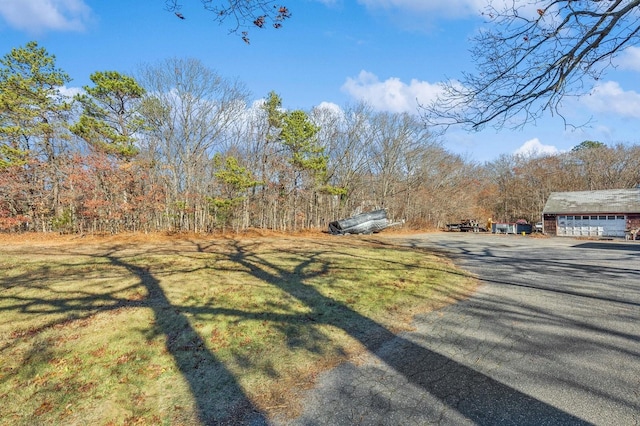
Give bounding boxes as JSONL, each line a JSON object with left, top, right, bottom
{"left": 0, "top": 231, "right": 477, "bottom": 425}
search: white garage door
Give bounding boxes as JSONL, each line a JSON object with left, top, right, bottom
{"left": 556, "top": 215, "right": 627, "bottom": 237}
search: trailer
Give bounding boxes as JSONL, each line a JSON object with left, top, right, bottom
{"left": 445, "top": 219, "right": 487, "bottom": 232}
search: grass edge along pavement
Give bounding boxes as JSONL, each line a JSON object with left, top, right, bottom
{"left": 0, "top": 233, "right": 477, "bottom": 425}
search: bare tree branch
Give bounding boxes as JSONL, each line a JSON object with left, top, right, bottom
{"left": 422, "top": 0, "right": 640, "bottom": 132}
{"left": 164, "top": 0, "right": 291, "bottom": 43}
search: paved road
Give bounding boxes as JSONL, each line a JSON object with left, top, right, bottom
{"left": 274, "top": 233, "right": 640, "bottom": 426}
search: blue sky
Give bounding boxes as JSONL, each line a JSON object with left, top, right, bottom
{"left": 1, "top": 0, "right": 639, "bottom": 162}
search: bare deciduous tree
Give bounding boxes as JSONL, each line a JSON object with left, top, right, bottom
{"left": 311, "top": 103, "right": 373, "bottom": 218}
{"left": 423, "top": 0, "right": 640, "bottom": 131}
{"left": 138, "top": 58, "right": 249, "bottom": 231}
{"left": 367, "top": 112, "right": 434, "bottom": 213}
{"left": 567, "top": 142, "right": 640, "bottom": 190}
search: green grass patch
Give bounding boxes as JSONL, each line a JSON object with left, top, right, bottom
{"left": 0, "top": 234, "right": 476, "bottom": 424}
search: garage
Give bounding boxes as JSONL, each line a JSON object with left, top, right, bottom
{"left": 556, "top": 214, "right": 626, "bottom": 237}
{"left": 542, "top": 188, "right": 640, "bottom": 238}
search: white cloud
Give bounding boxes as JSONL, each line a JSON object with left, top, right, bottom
{"left": 514, "top": 138, "right": 559, "bottom": 157}
{"left": 616, "top": 46, "right": 640, "bottom": 71}
{"left": 313, "top": 101, "right": 344, "bottom": 115}
{"left": 58, "top": 85, "right": 83, "bottom": 99}
{"left": 0, "top": 0, "right": 92, "bottom": 33}
{"left": 341, "top": 70, "right": 442, "bottom": 114}
{"left": 582, "top": 81, "right": 640, "bottom": 119}
{"left": 357, "top": 0, "right": 486, "bottom": 18}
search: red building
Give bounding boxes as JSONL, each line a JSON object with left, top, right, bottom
{"left": 542, "top": 188, "right": 640, "bottom": 238}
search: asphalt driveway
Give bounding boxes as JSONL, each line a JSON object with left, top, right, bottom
{"left": 275, "top": 233, "right": 640, "bottom": 425}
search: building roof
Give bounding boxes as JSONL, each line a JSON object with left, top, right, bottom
{"left": 543, "top": 188, "right": 640, "bottom": 214}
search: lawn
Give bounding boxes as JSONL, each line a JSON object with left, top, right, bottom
{"left": 0, "top": 232, "right": 477, "bottom": 425}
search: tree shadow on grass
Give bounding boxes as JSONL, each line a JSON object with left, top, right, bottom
{"left": 0, "top": 246, "right": 266, "bottom": 425}
{"left": 105, "top": 255, "right": 267, "bottom": 425}
{"left": 1, "top": 239, "right": 591, "bottom": 425}
{"left": 223, "top": 240, "right": 590, "bottom": 425}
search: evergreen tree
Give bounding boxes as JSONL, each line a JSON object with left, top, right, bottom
{"left": 70, "top": 71, "right": 145, "bottom": 159}
{"left": 0, "top": 41, "right": 72, "bottom": 165}
{"left": 0, "top": 41, "right": 72, "bottom": 227}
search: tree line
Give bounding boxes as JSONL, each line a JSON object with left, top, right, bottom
{"left": 1, "top": 42, "right": 639, "bottom": 234}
